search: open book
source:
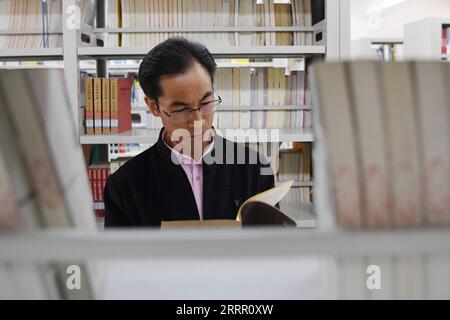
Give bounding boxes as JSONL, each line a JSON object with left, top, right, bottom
{"left": 161, "top": 181, "right": 299, "bottom": 229}
{"left": 237, "top": 180, "right": 296, "bottom": 227}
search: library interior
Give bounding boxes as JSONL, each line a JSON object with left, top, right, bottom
{"left": 0, "top": 0, "right": 450, "bottom": 300}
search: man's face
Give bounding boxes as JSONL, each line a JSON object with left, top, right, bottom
{"left": 145, "top": 61, "right": 215, "bottom": 145}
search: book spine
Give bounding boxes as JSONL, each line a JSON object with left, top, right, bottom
{"left": 101, "top": 167, "right": 107, "bottom": 203}
{"left": 93, "top": 78, "right": 102, "bottom": 135}
{"left": 92, "top": 167, "right": 98, "bottom": 203}
{"left": 88, "top": 167, "right": 93, "bottom": 203}
{"left": 117, "top": 78, "right": 133, "bottom": 133}
{"left": 102, "top": 78, "right": 111, "bottom": 135}
{"left": 442, "top": 27, "right": 447, "bottom": 55}
{"left": 85, "top": 78, "right": 94, "bottom": 135}
{"left": 110, "top": 78, "right": 119, "bottom": 134}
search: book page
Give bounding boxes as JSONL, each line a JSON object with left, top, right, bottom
{"left": 236, "top": 180, "right": 294, "bottom": 221}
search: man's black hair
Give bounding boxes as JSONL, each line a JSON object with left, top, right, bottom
{"left": 138, "top": 37, "right": 217, "bottom": 103}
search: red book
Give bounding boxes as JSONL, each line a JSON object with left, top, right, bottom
{"left": 100, "top": 167, "right": 107, "bottom": 202}
{"left": 442, "top": 28, "right": 447, "bottom": 55}
{"left": 97, "top": 167, "right": 102, "bottom": 203}
{"left": 88, "top": 167, "right": 93, "bottom": 201}
{"left": 110, "top": 78, "right": 133, "bottom": 134}
{"left": 91, "top": 167, "right": 97, "bottom": 202}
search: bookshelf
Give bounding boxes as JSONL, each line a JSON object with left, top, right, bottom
{"left": 2, "top": 228, "right": 450, "bottom": 261}
{"left": 70, "top": 0, "right": 351, "bottom": 223}
{"left": 0, "top": 0, "right": 350, "bottom": 222}
{"left": 67, "top": 0, "right": 350, "bottom": 144}
{"left": 404, "top": 18, "right": 450, "bottom": 61}
{"left": 1, "top": 228, "right": 449, "bottom": 299}
{"left": 2, "top": 1, "right": 450, "bottom": 300}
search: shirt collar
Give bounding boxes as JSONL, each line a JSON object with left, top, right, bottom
{"left": 162, "top": 128, "right": 215, "bottom": 165}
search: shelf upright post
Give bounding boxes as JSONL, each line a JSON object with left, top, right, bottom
{"left": 96, "top": 0, "right": 109, "bottom": 161}
{"left": 63, "top": 0, "right": 82, "bottom": 137}
{"left": 96, "top": 0, "right": 107, "bottom": 78}
{"left": 325, "top": 0, "right": 350, "bottom": 62}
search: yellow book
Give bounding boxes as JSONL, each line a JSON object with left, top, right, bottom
{"left": 93, "top": 78, "right": 102, "bottom": 135}
{"left": 101, "top": 78, "right": 110, "bottom": 135}
{"left": 85, "top": 77, "right": 94, "bottom": 135}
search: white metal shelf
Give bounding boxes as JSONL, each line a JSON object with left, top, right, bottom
{"left": 0, "top": 48, "right": 63, "bottom": 60}
{"left": 93, "top": 26, "right": 316, "bottom": 33}
{"left": 1, "top": 228, "right": 449, "bottom": 262}
{"left": 78, "top": 46, "right": 326, "bottom": 59}
{"left": 278, "top": 181, "right": 314, "bottom": 188}
{"left": 132, "top": 105, "right": 312, "bottom": 112}
{"left": 80, "top": 127, "right": 314, "bottom": 144}
{"left": 81, "top": 61, "right": 304, "bottom": 72}
{"left": 370, "top": 38, "right": 404, "bottom": 44}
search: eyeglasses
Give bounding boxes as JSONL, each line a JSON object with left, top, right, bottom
{"left": 155, "top": 95, "right": 222, "bottom": 123}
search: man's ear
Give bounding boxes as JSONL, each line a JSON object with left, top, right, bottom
{"left": 145, "top": 96, "right": 161, "bottom": 117}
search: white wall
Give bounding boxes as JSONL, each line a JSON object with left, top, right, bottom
{"left": 351, "top": 0, "right": 450, "bottom": 41}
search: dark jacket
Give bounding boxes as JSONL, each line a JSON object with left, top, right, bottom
{"left": 104, "top": 128, "right": 275, "bottom": 227}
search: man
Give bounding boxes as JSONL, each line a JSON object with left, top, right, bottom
{"left": 104, "top": 38, "right": 275, "bottom": 227}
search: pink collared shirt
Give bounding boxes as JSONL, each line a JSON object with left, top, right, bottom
{"left": 162, "top": 131, "right": 214, "bottom": 220}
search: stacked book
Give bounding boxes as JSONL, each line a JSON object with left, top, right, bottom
{"left": 106, "top": 0, "right": 315, "bottom": 47}
{"left": 313, "top": 61, "right": 450, "bottom": 230}
{"left": 0, "top": 69, "right": 97, "bottom": 299}
{"left": 83, "top": 76, "right": 133, "bottom": 135}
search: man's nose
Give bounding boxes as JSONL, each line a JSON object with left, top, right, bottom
{"left": 191, "top": 108, "right": 203, "bottom": 122}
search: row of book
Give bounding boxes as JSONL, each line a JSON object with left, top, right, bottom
{"left": 0, "top": 0, "right": 96, "bottom": 49}
{"left": 214, "top": 67, "right": 310, "bottom": 129}
{"left": 88, "top": 67, "right": 312, "bottom": 132}
{"left": 216, "top": 109, "right": 311, "bottom": 129}
{"left": 442, "top": 24, "right": 450, "bottom": 55}
{"left": 216, "top": 68, "right": 311, "bottom": 109}
{"left": 84, "top": 77, "right": 133, "bottom": 135}
{"left": 374, "top": 43, "right": 403, "bottom": 62}
{"left": 313, "top": 61, "right": 450, "bottom": 229}
{"left": 88, "top": 159, "right": 129, "bottom": 220}
{"left": 109, "top": 143, "right": 146, "bottom": 155}
{"left": 0, "top": 69, "right": 97, "bottom": 299}
{"left": 87, "top": 163, "right": 126, "bottom": 218}
{"left": 135, "top": 67, "right": 311, "bottom": 107}
{"left": 107, "top": 0, "right": 316, "bottom": 47}
{"left": 247, "top": 142, "right": 312, "bottom": 204}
